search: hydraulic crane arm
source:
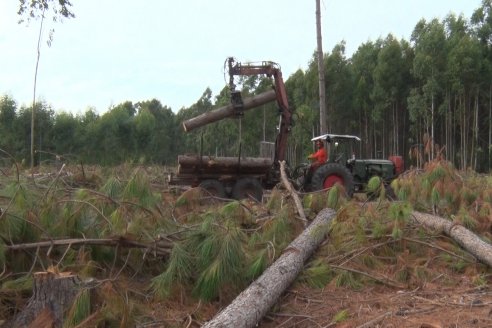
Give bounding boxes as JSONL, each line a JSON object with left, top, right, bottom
{"left": 227, "top": 57, "right": 292, "bottom": 163}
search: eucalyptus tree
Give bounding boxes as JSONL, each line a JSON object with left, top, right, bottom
{"left": 351, "top": 41, "right": 380, "bottom": 157}
{"left": 286, "top": 69, "right": 318, "bottom": 160}
{"left": 323, "top": 42, "right": 355, "bottom": 134}
{"left": 17, "top": 0, "right": 75, "bottom": 169}
{"left": 0, "top": 96, "right": 18, "bottom": 157}
{"left": 50, "top": 111, "right": 80, "bottom": 160}
{"left": 410, "top": 18, "right": 447, "bottom": 162}
{"left": 136, "top": 99, "right": 176, "bottom": 164}
{"left": 76, "top": 108, "right": 99, "bottom": 164}
{"left": 14, "top": 102, "right": 54, "bottom": 165}
{"left": 88, "top": 102, "right": 137, "bottom": 165}
{"left": 445, "top": 15, "right": 483, "bottom": 170}
{"left": 471, "top": 0, "right": 492, "bottom": 170}
{"left": 175, "top": 88, "right": 216, "bottom": 156}
{"left": 372, "top": 35, "right": 408, "bottom": 158}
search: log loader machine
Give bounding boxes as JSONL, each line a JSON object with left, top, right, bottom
{"left": 169, "top": 57, "right": 404, "bottom": 200}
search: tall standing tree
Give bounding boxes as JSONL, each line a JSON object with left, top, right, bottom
{"left": 471, "top": 0, "right": 492, "bottom": 170}
{"left": 17, "top": 0, "right": 75, "bottom": 169}
{"left": 410, "top": 19, "right": 447, "bottom": 162}
{"left": 315, "top": 0, "right": 327, "bottom": 134}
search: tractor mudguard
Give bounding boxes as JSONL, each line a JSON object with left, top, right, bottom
{"left": 311, "top": 163, "right": 354, "bottom": 197}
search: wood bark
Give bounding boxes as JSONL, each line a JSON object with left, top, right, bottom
{"left": 412, "top": 211, "right": 492, "bottom": 267}
{"left": 279, "top": 160, "right": 307, "bottom": 226}
{"left": 4, "top": 272, "right": 81, "bottom": 328}
{"left": 177, "top": 155, "right": 273, "bottom": 176}
{"left": 202, "top": 208, "right": 336, "bottom": 328}
{"left": 5, "top": 236, "right": 172, "bottom": 256}
{"left": 182, "top": 89, "right": 276, "bottom": 132}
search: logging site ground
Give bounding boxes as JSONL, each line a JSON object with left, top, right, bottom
{"left": 0, "top": 161, "right": 491, "bottom": 327}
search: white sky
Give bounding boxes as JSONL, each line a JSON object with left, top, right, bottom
{"left": 0, "top": 0, "right": 483, "bottom": 115}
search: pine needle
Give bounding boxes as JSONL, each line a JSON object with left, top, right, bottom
{"left": 298, "top": 259, "right": 332, "bottom": 288}
{"left": 65, "top": 289, "right": 91, "bottom": 327}
{"left": 246, "top": 249, "right": 268, "bottom": 280}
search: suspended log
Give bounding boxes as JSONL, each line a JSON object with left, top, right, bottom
{"left": 412, "top": 211, "right": 492, "bottom": 267}
{"left": 202, "top": 208, "right": 336, "bottom": 328}
{"left": 177, "top": 155, "right": 273, "bottom": 176}
{"left": 182, "top": 89, "right": 277, "bottom": 132}
{"left": 5, "top": 272, "right": 82, "bottom": 328}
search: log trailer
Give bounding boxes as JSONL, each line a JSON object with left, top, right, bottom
{"left": 169, "top": 57, "right": 404, "bottom": 200}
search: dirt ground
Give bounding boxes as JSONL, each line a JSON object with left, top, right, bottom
{"left": 259, "top": 280, "right": 492, "bottom": 328}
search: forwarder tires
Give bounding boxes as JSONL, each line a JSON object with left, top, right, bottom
{"left": 199, "top": 179, "right": 227, "bottom": 198}
{"left": 311, "top": 163, "right": 354, "bottom": 197}
{"left": 231, "top": 177, "right": 263, "bottom": 201}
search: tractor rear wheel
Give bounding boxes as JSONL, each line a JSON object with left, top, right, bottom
{"left": 199, "top": 179, "right": 227, "bottom": 198}
{"left": 231, "top": 177, "right": 263, "bottom": 201}
{"left": 311, "top": 163, "right": 354, "bottom": 197}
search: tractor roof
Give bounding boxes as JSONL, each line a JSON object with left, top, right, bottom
{"left": 311, "top": 134, "right": 361, "bottom": 142}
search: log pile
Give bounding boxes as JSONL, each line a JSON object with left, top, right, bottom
{"left": 177, "top": 155, "right": 273, "bottom": 176}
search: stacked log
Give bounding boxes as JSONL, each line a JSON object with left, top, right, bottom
{"left": 177, "top": 155, "right": 273, "bottom": 176}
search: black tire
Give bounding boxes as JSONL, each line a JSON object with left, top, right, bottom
{"left": 231, "top": 177, "right": 263, "bottom": 201}
{"left": 311, "top": 163, "right": 354, "bottom": 197}
{"left": 199, "top": 179, "right": 227, "bottom": 198}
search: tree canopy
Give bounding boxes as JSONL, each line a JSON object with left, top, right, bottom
{"left": 4, "top": 0, "right": 492, "bottom": 172}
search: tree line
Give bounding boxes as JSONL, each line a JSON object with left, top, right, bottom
{"left": 2, "top": 0, "right": 492, "bottom": 171}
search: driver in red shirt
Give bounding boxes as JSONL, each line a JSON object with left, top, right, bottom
{"left": 308, "top": 139, "right": 327, "bottom": 169}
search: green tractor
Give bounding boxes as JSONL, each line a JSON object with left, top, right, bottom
{"left": 295, "top": 134, "right": 404, "bottom": 197}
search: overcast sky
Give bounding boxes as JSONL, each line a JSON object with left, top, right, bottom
{"left": 0, "top": 0, "right": 484, "bottom": 114}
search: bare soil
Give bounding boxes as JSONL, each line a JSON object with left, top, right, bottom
{"left": 260, "top": 282, "right": 492, "bottom": 328}
{"left": 150, "top": 264, "right": 492, "bottom": 328}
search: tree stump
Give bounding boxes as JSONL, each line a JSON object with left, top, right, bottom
{"left": 4, "top": 272, "right": 81, "bottom": 328}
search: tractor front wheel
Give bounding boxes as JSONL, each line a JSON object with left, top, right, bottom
{"left": 311, "top": 163, "right": 354, "bottom": 197}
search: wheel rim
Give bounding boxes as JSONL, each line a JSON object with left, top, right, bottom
{"left": 323, "top": 174, "right": 343, "bottom": 189}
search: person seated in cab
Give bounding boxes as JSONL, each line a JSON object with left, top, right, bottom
{"left": 308, "top": 139, "right": 327, "bottom": 170}
{"left": 303, "top": 139, "right": 328, "bottom": 186}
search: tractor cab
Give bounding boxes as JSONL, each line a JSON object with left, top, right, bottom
{"left": 311, "top": 134, "right": 361, "bottom": 165}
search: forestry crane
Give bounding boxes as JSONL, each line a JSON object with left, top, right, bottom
{"left": 170, "top": 57, "right": 404, "bottom": 201}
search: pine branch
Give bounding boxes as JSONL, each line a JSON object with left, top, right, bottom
{"left": 6, "top": 236, "right": 172, "bottom": 257}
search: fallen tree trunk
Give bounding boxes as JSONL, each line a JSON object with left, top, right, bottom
{"left": 202, "top": 208, "right": 336, "bottom": 328}
{"left": 182, "top": 89, "right": 277, "bottom": 132}
{"left": 412, "top": 211, "right": 492, "bottom": 267}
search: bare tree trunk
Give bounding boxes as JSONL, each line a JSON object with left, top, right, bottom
{"left": 31, "top": 10, "right": 47, "bottom": 169}
{"left": 315, "top": 0, "right": 327, "bottom": 134}
{"left": 489, "top": 85, "right": 491, "bottom": 171}
{"left": 412, "top": 211, "right": 492, "bottom": 267}
{"left": 202, "top": 208, "right": 336, "bottom": 328}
